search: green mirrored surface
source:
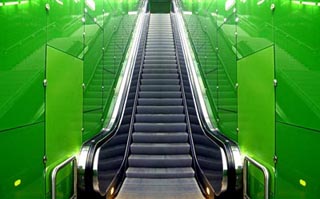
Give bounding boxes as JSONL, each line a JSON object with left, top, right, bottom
{"left": 47, "top": 0, "right": 84, "bottom": 58}
{"left": 274, "top": 0, "right": 320, "bottom": 131}
{"left": 0, "top": 0, "right": 46, "bottom": 131}
{"left": 237, "top": 0, "right": 273, "bottom": 58}
{"left": 0, "top": 123, "right": 45, "bottom": 199}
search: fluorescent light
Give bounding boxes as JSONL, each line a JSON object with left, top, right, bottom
{"left": 301, "top": 1, "right": 316, "bottom": 6}
{"left": 5, "top": 1, "right": 19, "bottom": 6}
{"left": 257, "top": 0, "right": 265, "bottom": 5}
{"left": 225, "top": 0, "right": 235, "bottom": 11}
{"left": 211, "top": 12, "right": 217, "bottom": 17}
{"left": 128, "top": 11, "right": 137, "bottom": 15}
{"left": 0, "top": 3, "right": 3, "bottom": 6}
{"left": 183, "top": 11, "right": 192, "bottom": 15}
{"left": 85, "top": 0, "right": 95, "bottom": 11}
{"left": 20, "top": 1, "right": 29, "bottom": 4}
{"left": 55, "top": 0, "right": 63, "bottom": 5}
{"left": 292, "top": 0, "right": 300, "bottom": 4}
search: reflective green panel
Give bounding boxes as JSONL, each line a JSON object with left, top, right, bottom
{"left": 216, "top": 0, "right": 236, "bottom": 27}
{"left": 47, "top": 0, "right": 84, "bottom": 58}
{"left": 102, "top": 12, "right": 138, "bottom": 118}
{"left": 0, "top": 123, "right": 45, "bottom": 199}
{"left": 237, "top": 0, "right": 273, "bottom": 58}
{"left": 0, "top": 0, "right": 46, "bottom": 131}
{"left": 276, "top": 123, "right": 320, "bottom": 199}
{"left": 217, "top": 11, "right": 237, "bottom": 140}
{"left": 274, "top": 0, "right": 320, "bottom": 131}
{"left": 238, "top": 46, "right": 275, "bottom": 197}
{"left": 45, "top": 46, "right": 83, "bottom": 196}
{"left": 83, "top": 16, "right": 103, "bottom": 112}
{"left": 83, "top": 110, "right": 102, "bottom": 142}
{"left": 85, "top": 0, "right": 104, "bottom": 27}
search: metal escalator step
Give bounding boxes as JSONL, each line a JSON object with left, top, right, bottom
{"left": 130, "top": 143, "right": 190, "bottom": 155}
{"left": 136, "top": 106, "right": 184, "bottom": 114}
{"left": 141, "top": 79, "right": 179, "bottom": 85}
{"left": 135, "top": 113, "right": 185, "bottom": 122}
{"left": 143, "top": 68, "right": 178, "bottom": 73}
{"left": 143, "top": 64, "right": 177, "bottom": 68}
{"left": 140, "top": 85, "right": 180, "bottom": 92}
{"left": 117, "top": 178, "right": 204, "bottom": 199}
{"left": 138, "top": 98, "right": 182, "bottom": 106}
{"left": 139, "top": 91, "right": 181, "bottom": 98}
{"left": 144, "top": 59, "right": 176, "bottom": 64}
{"left": 141, "top": 74, "right": 179, "bottom": 79}
{"left": 145, "top": 49, "right": 175, "bottom": 53}
{"left": 126, "top": 167, "right": 194, "bottom": 178}
{"left": 132, "top": 132, "right": 188, "bottom": 143}
{"left": 134, "top": 123, "right": 186, "bottom": 132}
{"left": 144, "top": 55, "right": 176, "bottom": 60}
{"left": 145, "top": 51, "right": 175, "bottom": 54}
{"left": 128, "top": 154, "right": 192, "bottom": 167}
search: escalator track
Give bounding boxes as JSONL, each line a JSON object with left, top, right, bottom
{"left": 79, "top": 10, "right": 241, "bottom": 199}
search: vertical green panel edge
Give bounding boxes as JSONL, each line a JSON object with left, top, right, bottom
{"left": 45, "top": 46, "right": 83, "bottom": 198}
{"left": 238, "top": 46, "right": 275, "bottom": 198}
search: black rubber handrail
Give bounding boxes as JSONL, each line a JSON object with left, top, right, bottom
{"left": 78, "top": 2, "right": 149, "bottom": 195}
{"left": 102, "top": 13, "right": 150, "bottom": 198}
{"left": 170, "top": 5, "right": 242, "bottom": 197}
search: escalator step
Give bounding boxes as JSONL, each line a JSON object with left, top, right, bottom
{"left": 138, "top": 98, "right": 182, "bottom": 106}
{"left": 126, "top": 167, "right": 194, "bottom": 178}
{"left": 141, "top": 79, "right": 179, "bottom": 85}
{"left": 132, "top": 132, "right": 188, "bottom": 143}
{"left": 141, "top": 74, "right": 179, "bottom": 79}
{"left": 140, "top": 85, "right": 180, "bottom": 91}
{"left": 134, "top": 123, "right": 186, "bottom": 132}
{"left": 139, "top": 91, "right": 181, "bottom": 98}
{"left": 130, "top": 143, "right": 190, "bottom": 155}
{"left": 128, "top": 154, "right": 192, "bottom": 167}
{"left": 135, "top": 114, "right": 185, "bottom": 123}
{"left": 136, "top": 106, "right": 184, "bottom": 114}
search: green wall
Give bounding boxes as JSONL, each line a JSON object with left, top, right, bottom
{"left": 0, "top": 0, "right": 141, "bottom": 198}
{"left": 178, "top": 0, "right": 320, "bottom": 198}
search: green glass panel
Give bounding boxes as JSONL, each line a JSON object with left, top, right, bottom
{"left": 83, "top": 110, "right": 102, "bottom": 142}
{"left": 276, "top": 122, "right": 320, "bottom": 199}
{"left": 47, "top": 0, "right": 84, "bottom": 58}
{"left": 85, "top": 0, "right": 104, "bottom": 27}
{"left": 274, "top": 0, "right": 320, "bottom": 132}
{"left": 83, "top": 16, "right": 103, "bottom": 112}
{"left": 0, "top": 0, "right": 46, "bottom": 131}
{"left": 238, "top": 46, "right": 275, "bottom": 198}
{"left": 238, "top": 46, "right": 275, "bottom": 164}
{"left": 45, "top": 46, "right": 83, "bottom": 196}
{"left": 0, "top": 123, "right": 45, "bottom": 199}
{"left": 237, "top": 0, "right": 273, "bottom": 58}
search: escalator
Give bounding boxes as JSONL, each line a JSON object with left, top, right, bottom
{"left": 79, "top": 5, "right": 241, "bottom": 199}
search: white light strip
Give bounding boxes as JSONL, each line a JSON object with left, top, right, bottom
{"left": 55, "top": 0, "right": 63, "bottom": 5}
{"left": 5, "top": 1, "right": 19, "bottom": 6}
{"left": 301, "top": 1, "right": 316, "bottom": 6}
{"left": 0, "top": 3, "right": 3, "bottom": 6}
{"left": 20, "top": 0, "right": 29, "bottom": 4}
{"left": 257, "top": 0, "right": 265, "bottom": 5}
{"left": 128, "top": 11, "right": 138, "bottom": 15}
{"left": 85, "top": 0, "right": 96, "bottom": 11}
{"left": 183, "top": 11, "right": 192, "bottom": 15}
